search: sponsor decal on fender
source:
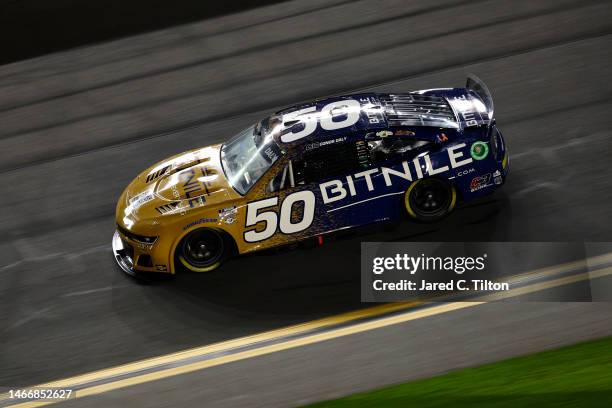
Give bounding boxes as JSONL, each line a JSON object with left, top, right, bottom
{"left": 219, "top": 206, "right": 238, "bottom": 225}
{"left": 470, "top": 141, "right": 489, "bottom": 160}
{"left": 493, "top": 170, "right": 503, "bottom": 185}
{"left": 183, "top": 217, "right": 218, "bottom": 231}
{"left": 128, "top": 191, "right": 154, "bottom": 210}
{"left": 470, "top": 174, "right": 492, "bottom": 192}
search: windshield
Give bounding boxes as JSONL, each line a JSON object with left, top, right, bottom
{"left": 221, "top": 118, "right": 283, "bottom": 195}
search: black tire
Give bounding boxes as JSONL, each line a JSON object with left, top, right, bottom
{"left": 404, "top": 178, "right": 457, "bottom": 222}
{"left": 177, "top": 228, "right": 228, "bottom": 272}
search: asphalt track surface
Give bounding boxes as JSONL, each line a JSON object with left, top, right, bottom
{"left": 1, "top": 0, "right": 612, "bottom": 406}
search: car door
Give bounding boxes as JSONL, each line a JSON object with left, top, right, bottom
{"left": 243, "top": 127, "right": 434, "bottom": 248}
{"left": 315, "top": 132, "right": 403, "bottom": 227}
{"left": 270, "top": 134, "right": 388, "bottom": 236}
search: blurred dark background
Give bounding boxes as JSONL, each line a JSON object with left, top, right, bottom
{"left": 0, "top": 0, "right": 287, "bottom": 64}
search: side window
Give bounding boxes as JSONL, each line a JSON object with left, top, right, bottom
{"left": 267, "top": 139, "right": 368, "bottom": 192}
{"left": 366, "top": 129, "right": 433, "bottom": 164}
{"left": 268, "top": 160, "right": 299, "bottom": 193}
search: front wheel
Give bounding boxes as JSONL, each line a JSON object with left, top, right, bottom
{"left": 404, "top": 178, "right": 456, "bottom": 222}
{"left": 178, "top": 228, "right": 228, "bottom": 272}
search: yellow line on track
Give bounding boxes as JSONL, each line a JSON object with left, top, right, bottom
{"left": 0, "top": 302, "right": 420, "bottom": 403}
{"left": 504, "top": 251, "right": 612, "bottom": 284}
{"left": 3, "top": 257, "right": 612, "bottom": 407}
{"left": 6, "top": 302, "right": 479, "bottom": 408}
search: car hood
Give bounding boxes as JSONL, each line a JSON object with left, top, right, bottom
{"left": 116, "top": 144, "right": 240, "bottom": 230}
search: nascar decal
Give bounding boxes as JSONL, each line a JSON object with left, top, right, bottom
{"left": 244, "top": 143, "right": 474, "bottom": 243}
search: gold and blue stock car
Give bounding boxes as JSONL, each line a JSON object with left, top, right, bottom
{"left": 113, "top": 76, "right": 508, "bottom": 276}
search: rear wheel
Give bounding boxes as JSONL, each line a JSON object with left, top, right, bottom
{"left": 178, "top": 229, "right": 227, "bottom": 272}
{"left": 405, "top": 178, "right": 456, "bottom": 222}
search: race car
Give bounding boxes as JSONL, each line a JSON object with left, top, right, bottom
{"left": 112, "top": 76, "right": 508, "bottom": 276}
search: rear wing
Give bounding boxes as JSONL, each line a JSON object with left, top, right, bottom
{"left": 466, "top": 75, "right": 494, "bottom": 126}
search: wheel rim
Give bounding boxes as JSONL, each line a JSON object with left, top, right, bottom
{"left": 181, "top": 229, "right": 224, "bottom": 268}
{"left": 409, "top": 179, "right": 452, "bottom": 217}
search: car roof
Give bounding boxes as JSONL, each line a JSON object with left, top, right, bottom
{"left": 273, "top": 92, "right": 459, "bottom": 147}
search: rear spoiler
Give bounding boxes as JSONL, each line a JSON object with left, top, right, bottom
{"left": 466, "top": 75, "right": 494, "bottom": 126}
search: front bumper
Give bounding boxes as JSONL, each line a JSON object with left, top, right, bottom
{"left": 112, "top": 230, "right": 137, "bottom": 276}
